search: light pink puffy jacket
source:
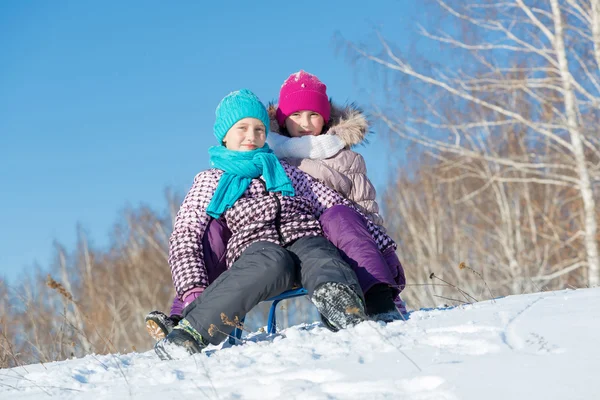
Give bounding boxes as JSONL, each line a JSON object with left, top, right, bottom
{"left": 268, "top": 102, "right": 385, "bottom": 227}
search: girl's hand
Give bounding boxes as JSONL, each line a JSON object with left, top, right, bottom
{"left": 182, "top": 288, "right": 204, "bottom": 308}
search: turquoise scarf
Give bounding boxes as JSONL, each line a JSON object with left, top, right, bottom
{"left": 206, "top": 144, "right": 295, "bottom": 218}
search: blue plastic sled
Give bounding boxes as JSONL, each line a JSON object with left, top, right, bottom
{"left": 229, "top": 287, "right": 307, "bottom": 345}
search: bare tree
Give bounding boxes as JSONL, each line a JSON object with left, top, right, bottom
{"left": 349, "top": 0, "right": 600, "bottom": 286}
{"left": 386, "top": 124, "right": 586, "bottom": 308}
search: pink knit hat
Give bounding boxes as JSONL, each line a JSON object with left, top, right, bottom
{"left": 276, "top": 70, "right": 331, "bottom": 127}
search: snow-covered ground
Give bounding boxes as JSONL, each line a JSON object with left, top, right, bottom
{"left": 2, "top": 288, "right": 599, "bottom": 400}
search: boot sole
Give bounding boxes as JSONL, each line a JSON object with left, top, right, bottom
{"left": 146, "top": 320, "right": 166, "bottom": 341}
{"left": 313, "top": 283, "right": 369, "bottom": 331}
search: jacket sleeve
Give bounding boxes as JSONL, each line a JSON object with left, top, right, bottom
{"left": 289, "top": 164, "right": 396, "bottom": 252}
{"left": 343, "top": 152, "right": 385, "bottom": 226}
{"left": 169, "top": 170, "right": 219, "bottom": 298}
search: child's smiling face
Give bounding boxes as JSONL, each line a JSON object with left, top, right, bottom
{"left": 285, "top": 110, "right": 325, "bottom": 137}
{"left": 223, "top": 118, "right": 267, "bottom": 151}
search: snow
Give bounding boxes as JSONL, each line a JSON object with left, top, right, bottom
{"left": 280, "top": 70, "right": 313, "bottom": 88}
{"left": 2, "top": 288, "right": 599, "bottom": 399}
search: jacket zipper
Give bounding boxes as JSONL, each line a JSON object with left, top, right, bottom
{"left": 259, "top": 179, "right": 284, "bottom": 244}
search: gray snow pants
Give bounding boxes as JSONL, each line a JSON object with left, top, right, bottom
{"left": 182, "top": 235, "right": 362, "bottom": 345}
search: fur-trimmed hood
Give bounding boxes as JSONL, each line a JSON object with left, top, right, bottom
{"left": 267, "top": 101, "right": 370, "bottom": 147}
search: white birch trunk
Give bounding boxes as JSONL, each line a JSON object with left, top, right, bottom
{"left": 550, "top": 0, "right": 600, "bottom": 286}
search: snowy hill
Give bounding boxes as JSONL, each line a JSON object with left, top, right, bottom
{"left": 2, "top": 288, "right": 599, "bottom": 400}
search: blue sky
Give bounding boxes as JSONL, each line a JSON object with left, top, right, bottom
{"left": 0, "top": 0, "right": 427, "bottom": 282}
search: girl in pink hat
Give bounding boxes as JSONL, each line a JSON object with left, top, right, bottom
{"left": 267, "top": 70, "right": 406, "bottom": 321}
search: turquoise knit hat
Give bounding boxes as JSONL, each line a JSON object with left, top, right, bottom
{"left": 213, "top": 89, "right": 270, "bottom": 144}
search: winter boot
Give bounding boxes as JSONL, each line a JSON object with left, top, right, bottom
{"left": 145, "top": 311, "right": 182, "bottom": 341}
{"left": 365, "top": 284, "right": 405, "bottom": 322}
{"left": 311, "top": 282, "right": 368, "bottom": 332}
{"left": 154, "top": 318, "right": 207, "bottom": 360}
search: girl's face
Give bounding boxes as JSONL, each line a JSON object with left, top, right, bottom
{"left": 223, "top": 118, "right": 266, "bottom": 151}
{"left": 285, "top": 110, "right": 325, "bottom": 137}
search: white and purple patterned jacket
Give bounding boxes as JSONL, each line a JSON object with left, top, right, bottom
{"left": 169, "top": 161, "right": 395, "bottom": 298}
